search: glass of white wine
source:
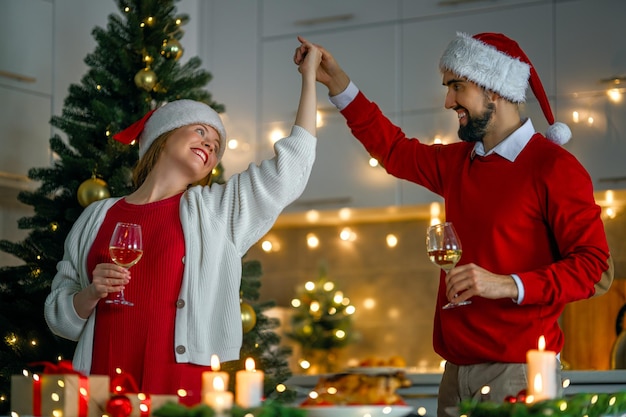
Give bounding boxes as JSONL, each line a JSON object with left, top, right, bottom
{"left": 107, "top": 222, "right": 143, "bottom": 306}
{"left": 426, "top": 222, "right": 469, "bottom": 309}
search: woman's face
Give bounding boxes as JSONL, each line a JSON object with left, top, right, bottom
{"left": 160, "top": 123, "right": 221, "bottom": 183}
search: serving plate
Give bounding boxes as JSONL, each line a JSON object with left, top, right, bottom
{"left": 300, "top": 405, "right": 414, "bottom": 417}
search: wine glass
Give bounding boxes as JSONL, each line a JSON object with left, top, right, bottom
{"left": 426, "top": 222, "right": 469, "bottom": 309}
{"left": 107, "top": 222, "right": 143, "bottom": 306}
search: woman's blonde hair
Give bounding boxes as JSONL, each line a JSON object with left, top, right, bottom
{"left": 132, "top": 129, "right": 213, "bottom": 188}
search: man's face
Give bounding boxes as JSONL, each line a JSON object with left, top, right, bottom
{"left": 442, "top": 71, "right": 495, "bottom": 142}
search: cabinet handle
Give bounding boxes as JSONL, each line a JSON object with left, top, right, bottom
{"left": 0, "top": 70, "right": 36, "bottom": 83}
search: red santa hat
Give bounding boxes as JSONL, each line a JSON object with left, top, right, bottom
{"left": 113, "top": 99, "right": 227, "bottom": 159}
{"left": 439, "top": 32, "right": 571, "bottom": 145}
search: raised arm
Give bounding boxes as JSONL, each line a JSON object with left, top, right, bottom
{"left": 293, "top": 36, "right": 322, "bottom": 134}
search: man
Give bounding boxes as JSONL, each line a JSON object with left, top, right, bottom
{"left": 294, "top": 33, "right": 614, "bottom": 416}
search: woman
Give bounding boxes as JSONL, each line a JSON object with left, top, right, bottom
{"left": 45, "top": 39, "right": 321, "bottom": 405}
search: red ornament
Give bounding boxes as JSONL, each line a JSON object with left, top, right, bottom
{"left": 106, "top": 394, "right": 133, "bottom": 417}
{"left": 504, "top": 395, "right": 517, "bottom": 403}
{"left": 516, "top": 389, "right": 527, "bottom": 403}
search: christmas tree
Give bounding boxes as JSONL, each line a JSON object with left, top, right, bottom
{"left": 287, "top": 265, "right": 356, "bottom": 373}
{"left": 0, "top": 0, "right": 292, "bottom": 412}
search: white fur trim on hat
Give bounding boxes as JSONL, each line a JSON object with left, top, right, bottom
{"left": 439, "top": 32, "right": 530, "bottom": 103}
{"left": 139, "top": 99, "right": 227, "bottom": 160}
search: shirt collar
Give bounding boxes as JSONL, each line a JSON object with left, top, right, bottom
{"left": 472, "top": 118, "right": 535, "bottom": 162}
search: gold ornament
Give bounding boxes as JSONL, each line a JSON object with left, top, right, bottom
{"left": 241, "top": 301, "right": 257, "bottom": 333}
{"left": 161, "top": 38, "right": 183, "bottom": 60}
{"left": 77, "top": 177, "right": 110, "bottom": 207}
{"left": 134, "top": 67, "right": 157, "bottom": 91}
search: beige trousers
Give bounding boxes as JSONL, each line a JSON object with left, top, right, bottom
{"left": 437, "top": 362, "right": 562, "bottom": 417}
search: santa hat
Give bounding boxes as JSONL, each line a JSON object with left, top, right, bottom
{"left": 439, "top": 32, "right": 571, "bottom": 145}
{"left": 113, "top": 99, "right": 227, "bottom": 160}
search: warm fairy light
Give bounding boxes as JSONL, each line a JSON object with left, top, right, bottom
{"left": 306, "top": 233, "right": 319, "bottom": 248}
{"left": 304, "top": 281, "right": 315, "bottom": 291}
{"left": 338, "top": 208, "right": 351, "bottom": 220}
{"left": 306, "top": 210, "right": 320, "bottom": 222}
{"left": 369, "top": 157, "right": 379, "bottom": 167}
{"left": 276, "top": 384, "right": 286, "bottom": 393}
{"left": 572, "top": 111, "right": 580, "bottom": 123}
{"left": 269, "top": 128, "right": 285, "bottom": 144}
{"left": 345, "top": 305, "right": 356, "bottom": 314}
{"left": 386, "top": 234, "right": 398, "bottom": 248}
{"left": 115, "top": 368, "right": 123, "bottom": 374}
{"left": 607, "top": 88, "right": 622, "bottom": 103}
{"left": 291, "top": 298, "right": 301, "bottom": 307}
{"left": 430, "top": 202, "right": 441, "bottom": 225}
{"left": 30, "top": 339, "right": 37, "bottom": 346}
{"left": 481, "top": 385, "right": 490, "bottom": 395}
{"left": 333, "top": 291, "right": 344, "bottom": 304}
{"left": 96, "top": 85, "right": 102, "bottom": 91}
{"left": 124, "top": 7, "right": 130, "bottom": 12}
{"left": 606, "top": 207, "right": 617, "bottom": 219}
{"left": 363, "top": 298, "right": 376, "bottom": 309}
{"left": 562, "top": 379, "right": 571, "bottom": 388}
{"left": 146, "top": 16, "right": 154, "bottom": 25}
{"left": 341, "top": 297, "right": 351, "bottom": 306}
{"left": 339, "top": 227, "right": 356, "bottom": 241}
{"left": 309, "top": 301, "right": 320, "bottom": 313}
{"left": 261, "top": 240, "right": 273, "bottom": 252}
{"left": 175, "top": 18, "right": 182, "bottom": 25}
{"left": 308, "top": 390, "right": 319, "bottom": 399}
{"left": 327, "top": 387, "right": 337, "bottom": 395}
{"left": 416, "top": 406, "right": 427, "bottom": 416}
{"left": 334, "top": 330, "right": 346, "bottom": 339}
{"left": 323, "top": 281, "right": 335, "bottom": 291}
{"left": 6, "top": 333, "right": 17, "bottom": 346}
{"left": 433, "top": 136, "right": 443, "bottom": 144}
{"left": 50, "top": 222, "right": 58, "bottom": 231}
{"left": 51, "top": 393, "right": 60, "bottom": 401}
{"left": 227, "top": 139, "right": 239, "bottom": 150}
{"left": 587, "top": 116, "right": 594, "bottom": 126}
{"left": 105, "top": 130, "right": 111, "bottom": 137}
{"left": 36, "top": 255, "right": 41, "bottom": 260}
{"left": 299, "top": 359, "right": 311, "bottom": 369}
{"left": 316, "top": 111, "right": 324, "bottom": 128}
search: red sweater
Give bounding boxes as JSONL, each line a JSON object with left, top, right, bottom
{"left": 342, "top": 92, "right": 611, "bottom": 364}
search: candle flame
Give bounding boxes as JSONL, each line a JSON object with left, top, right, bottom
{"left": 538, "top": 335, "right": 546, "bottom": 351}
{"left": 533, "top": 373, "right": 543, "bottom": 392}
{"left": 213, "top": 375, "right": 225, "bottom": 392}
{"left": 211, "top": 354, "right": 221, "bottom": 371}
{"left": 245, "top": 357, "right": 256, "bottom": 371}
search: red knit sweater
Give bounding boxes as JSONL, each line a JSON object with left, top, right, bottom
{"left": 87, "top": 193, "right": 208, "bottom": 405}
{"left": 342, "top": 92, "right": 611, "bottom": 364}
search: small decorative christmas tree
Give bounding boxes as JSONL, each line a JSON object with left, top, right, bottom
{"left": 0, "top": 0, "right": 291, "bottom": 412}
{"left": 287, "top": 265, "right": 356, "bottom": 373}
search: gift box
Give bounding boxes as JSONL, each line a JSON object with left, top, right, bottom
{"left": 110, "top": 372, "right": 179, "bottom": 417}
{"left": 11, "top": 361, "right": 109, "bottom": 417}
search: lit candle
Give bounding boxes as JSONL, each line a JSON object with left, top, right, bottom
{"left": 204, "top": 376, "right": 233, "bottom": 414}
{"left": 202, "top": 355, "right": 230, "bottom": 397}
{"left": 235, "top": 357, "right": 264, "bottom": 408}
{"left": 526, "top": 335, "right": 557, "bottom": 402}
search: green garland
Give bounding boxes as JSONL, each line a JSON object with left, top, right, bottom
{"left": 153, "top": 399, "right": 306, "bottom": 417}
{"left": 459, "top": 392, "right": 626, "bottom": 417}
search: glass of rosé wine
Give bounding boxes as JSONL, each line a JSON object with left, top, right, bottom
{"left": 106, "top": 222, "right": 143, "bottom": 306}
{"left": 426, "top": 222, "right": 469, "bottom": 309}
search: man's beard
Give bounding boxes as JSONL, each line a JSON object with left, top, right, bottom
{"left": 458, "top": 102, "right": 495, "bottom": 143}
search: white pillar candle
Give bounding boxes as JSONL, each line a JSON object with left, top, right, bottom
{"left": 526, "top": 335, "right": 557, "bottom": 402}
{"left": 202, "top": 355, "right": 230, "bottom": 397}
{"left": 204, "top": 375, "right": 233, "bottom": 414}
{"left": 235, "top": 358, "right": 264, "bottom": 408}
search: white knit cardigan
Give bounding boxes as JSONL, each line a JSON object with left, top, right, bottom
{"left": 44, "top": 126, "right": 316, "bottom": 374}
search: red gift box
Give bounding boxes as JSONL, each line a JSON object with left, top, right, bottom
{"left": 110, "top": 372, "right": 178, "bottom": 417}
{"left": 11, "top": 361, "right": 109, "bottom": 417}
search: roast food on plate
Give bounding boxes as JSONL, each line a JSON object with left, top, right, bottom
{"left": 301, "top": 370, "right": 412, "bottom": 406}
